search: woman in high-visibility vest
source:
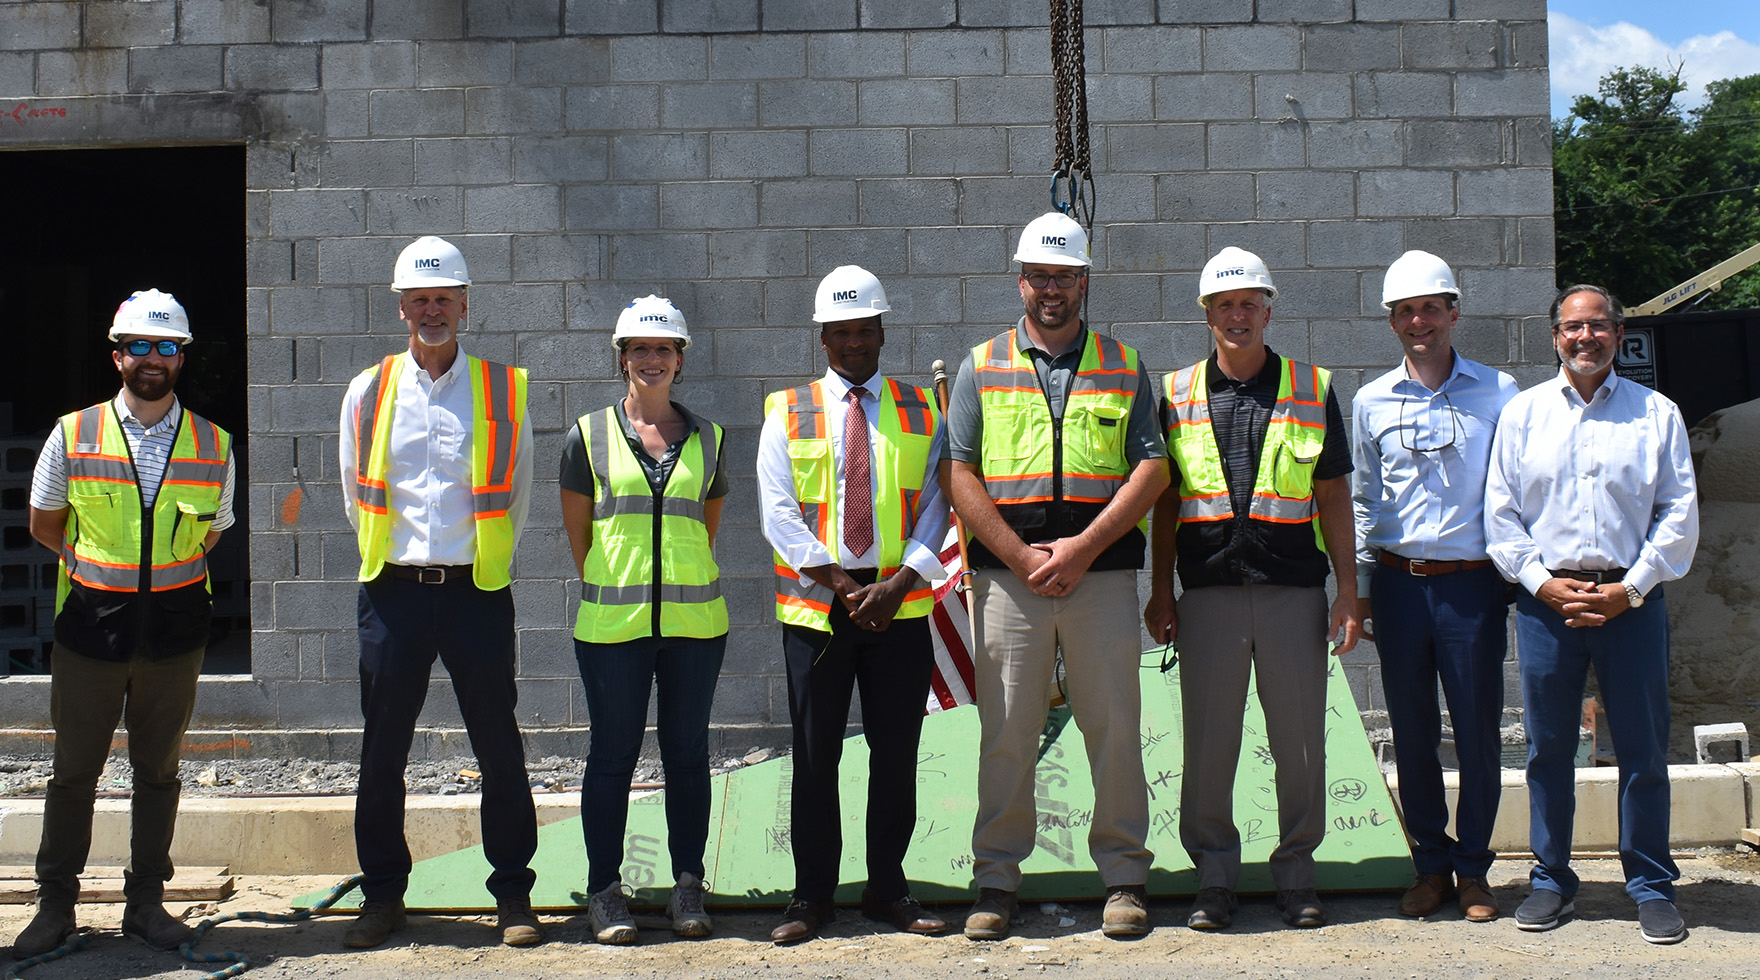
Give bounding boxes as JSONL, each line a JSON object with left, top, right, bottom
{"left": 559, "top": 296, "right": 729, "bottom": 946}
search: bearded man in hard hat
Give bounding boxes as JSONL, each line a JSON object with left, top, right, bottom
{"left": 758, "top": 265, "right": 951, "bottom": 943}
{"left": 946, "top": 214, "right": 1169, "bottom": 940}
{"left": 337, "top": 236, "right": 541, "bottom": 949}
{"left": 1146, "top": 247, "right": 1361, "bottom": 931}
{"left": 15, "top": 290, "right": 236, "bottom": 958}
{"left": 1351, "top": 251, "right": 1519, "bottom": 924}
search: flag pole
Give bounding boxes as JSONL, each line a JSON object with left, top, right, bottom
{"left": 931, "top": 359, "right": 974, "bottom": 594}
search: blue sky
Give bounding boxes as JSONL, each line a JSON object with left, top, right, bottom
{"left": 1549, "top": 0, "right": 1760, "bottom": 117}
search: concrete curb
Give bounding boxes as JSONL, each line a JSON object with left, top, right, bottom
{"left": 2, "top": 763, "right": 1754, "bottom": 877}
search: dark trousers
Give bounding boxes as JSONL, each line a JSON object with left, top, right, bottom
{"left": 575, "top": 634, "right": 726, "bottom": 895}
{"left": 355, "top": 574, "right": 537, "bottom": 903}
{"left": 1372, "top": 563, "right": 1507, "bottom": 879}
{"left": 36, "top": 644, "right": 203, "bottom": 908}
{"left": 782, "top": 604, "right": 933, "bottom": 902}
{"left": 1516, "top": 588, "right": 1677, "bottom": 904}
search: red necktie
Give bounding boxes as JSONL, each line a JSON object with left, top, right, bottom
{"left": 843, "top": 387, "right": 874, "bottom": 557}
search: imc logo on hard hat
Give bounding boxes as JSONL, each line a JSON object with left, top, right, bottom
{"left": 831, "top": 289, "right": 859, "bottom": 302}
{"left": 1040, "top": 235, "right": 1067, "bottom": 247}
{"left": 146, "top": 311, "right": 172, "bottom": 321}
{"left": 639, "top": 313, "right": 669, "bottom": 323}
{"left": 1219, "top": 268, "right": 1246, "bottom": 278}
{"left": 414, "top": 257, "right": 443, "bottom": 269}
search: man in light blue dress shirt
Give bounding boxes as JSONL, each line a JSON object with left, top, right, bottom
{"left": 1485, "top": 284, "right": 1699, "bottom": 944}
{"left": 1352, "top": 251, "right": 1519, "bottom": 923}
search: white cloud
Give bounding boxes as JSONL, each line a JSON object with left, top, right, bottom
{"left": 1549, "top": 11, "right": 1760, "bottom": 115}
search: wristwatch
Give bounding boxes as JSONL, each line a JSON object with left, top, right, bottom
{"left": 1624, "top": 582, "right": 1645, "bottom": 608}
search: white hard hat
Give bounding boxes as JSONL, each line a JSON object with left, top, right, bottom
{"left": 391, "top": 235, "right": 471, "bottom": 291}
{"left": 1381, "top": 249, "right": 1461, "bottom": 309}
{"left": 613, "top": 295, "right": 691, "bottom": 349}
{"left": 1014, "top": 212, "right": 1092, "bottom": 268}
{"left": 813, "top": 265, "right": 890, "bottom": 323}
{"left": 1197, "top": 246, "right": 1278, "bottom": 308}
{"left": 108, "top": 289, "right": 193, "bottom": 343}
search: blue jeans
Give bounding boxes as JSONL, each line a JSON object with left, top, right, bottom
{"left": 1516, "top": 588, "right": 1677, "bottom": 904}
{"left": 575, "top": 634, "right": 726, "bottom": 895}
{"left": 1373, "top": 563, "right": 1506, "bottom": 878}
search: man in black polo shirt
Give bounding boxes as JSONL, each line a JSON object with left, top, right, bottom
{"left": 1145, "top": 247, "right": 1361, "bottom": 931}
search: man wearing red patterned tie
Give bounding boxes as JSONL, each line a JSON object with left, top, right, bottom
{"left": 758, "top": 266, "right": 951, "bottom": 944}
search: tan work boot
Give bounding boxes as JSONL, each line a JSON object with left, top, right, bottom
{"left": 496, "top": 898, "right": 543, "bottom": 946}
{"left": 1101, "top": 884, "right": 1150, "bottom": 937}
{"left": 342, "top": 898, "right": 407, "bottom": 949}
{"left": 963, "top": 888, "right": 1017, "bottom": 940}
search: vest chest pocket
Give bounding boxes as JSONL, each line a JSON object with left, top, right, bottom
{"left": 981, "top": 406, "right": 1036, "bottom": 472}
{"left": 1268, "top": 431, "right": 1325, "bottom": 499}
{"left": 788, "top": 439, "right": 834, "bottom": 503}
{"left": 1073, "top": 402, "right": 1128, "bottom": 463}
{"left": 887, "top": 431, "right": 932, "bottom": 491}
{"left": 170, "top": 500, "right": 216, "bottom": 561}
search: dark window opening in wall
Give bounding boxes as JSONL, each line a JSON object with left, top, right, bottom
{"left": 0, "top": 146, "right": 249, "bottom": 676}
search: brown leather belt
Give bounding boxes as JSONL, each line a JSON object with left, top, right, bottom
{"left": 1547, "top": 567, "right": 1628, "bottom": 585}
{"left": 386, "top": 564, "right": 473, "bottom": 584}
{"left": 1378, "top": 552, "right": 1494, "bottom": 576}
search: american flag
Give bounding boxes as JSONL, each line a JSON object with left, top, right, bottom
{"left": 926, "top": 518, "right": 976, "bottom": 713}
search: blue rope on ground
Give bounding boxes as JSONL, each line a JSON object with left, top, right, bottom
{"left": 3, "top": 928, "right": 92, "bottom": 980}
{"left": 179, "top": 875, "right": 364, "bottom": 980}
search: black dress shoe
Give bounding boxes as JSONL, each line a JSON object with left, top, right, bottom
{"left": 770, "top": 898, "right": 835, "bottom": 944}
{"left": 861, "top": 890, "right": 948, "bottom": 935}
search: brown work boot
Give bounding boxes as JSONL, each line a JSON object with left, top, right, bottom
{"left": 963, "top": 888, "right": 1017, "bottom": 940}
{"left": 120, "top": 903, "right": 194, "bottom": 951}
{"left": 1398, "top": 873, "right": 1455, "bottom": 917}
{"left": 496, "top": 898, "right": 544, "bottom": 946}
{"left": 1456, "top": 877, "right": 1500, "bottom": 922}
{"left": 12, "top": 904, "right": 75, "bottom": 959}
{"left": 1101, "top": 884, "right": 1150, "bottom": 937}
{"left": 342, "top": 898, "right": 407, "bottom": 949}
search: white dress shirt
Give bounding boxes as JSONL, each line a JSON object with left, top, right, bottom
{"left": 32, "top": 393, "right": 237, "bottom": 531}
{"left": 1484, "top": 368, "right": 1698, "bottom": 597}
{"left": 338, "top": 346, "right": 533, "bottom": 569}
{"left": 1351, "top": 353, "right": 1518, "bottom": 595}
{"left": 757, "top": 368, "right": 949, "bottom": 583}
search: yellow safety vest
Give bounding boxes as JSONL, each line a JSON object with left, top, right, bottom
{"left": 574, "top": 407, "right": 727, "bottom": 643}
{"left": 765, "top": 379, "right": 939, "bottom": 631}
{"left": 56, "top": 402, "right": 230, "bottom": 607}
{"left": 1163, "top": 357, "right": 1330, "bottom": 531}
{"left": 351, "top": 353, "right": 527, "bottom": 590}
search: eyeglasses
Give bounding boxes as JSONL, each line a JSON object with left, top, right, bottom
{"left": 1398, "top": 394, "right": 1459, "bottom": 454}
{"left": 1022, "top": 272, "right": 1083, "bottom": 290}
{"left": 118, "top": 339, "right": 183, "bottom": 357}
{"left": 623, "top": 344, "right": 679, "bottom": 361}
{"left": 1555, "top": 318, "right": 1616, "bottom": 337}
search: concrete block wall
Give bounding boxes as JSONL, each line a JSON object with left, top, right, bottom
{"left": 0, "top": 0, "right": 1554, "bottom": 753}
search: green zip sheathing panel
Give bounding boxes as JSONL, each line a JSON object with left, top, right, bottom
{"left": 301, "top": 657, "right": 1412, "bottom": 912}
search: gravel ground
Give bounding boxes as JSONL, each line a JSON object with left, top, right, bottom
{"left": 0, "top": 748, "right": 787, "bottom": 799}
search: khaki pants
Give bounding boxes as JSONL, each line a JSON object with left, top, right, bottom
{"left": 35, "top": 643, "right": 203, "bottom": 908}
{"left": 970, "top": 569, "right": 1152, "bottom": 891}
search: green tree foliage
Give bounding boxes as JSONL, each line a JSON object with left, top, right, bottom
{"left": 1554, "top": 66, "right": 1760, "bottom": 310}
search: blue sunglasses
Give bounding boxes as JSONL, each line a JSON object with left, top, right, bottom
{"left": 118, "top": 339, "right": 183, "bottom": 357}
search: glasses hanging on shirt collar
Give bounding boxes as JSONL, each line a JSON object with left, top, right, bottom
{"left": 1398, "top": 393, "right": 1459, "bottom": 454}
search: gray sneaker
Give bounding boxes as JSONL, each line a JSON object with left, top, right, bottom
{"left": 668, "top": 873, "right": 713, "bottom": 938}
{"left": 1514, "top": 889, "right": 1574, "bottom": 931}
{"left": 588, "top": 883, "right": 637, "bottom": 945}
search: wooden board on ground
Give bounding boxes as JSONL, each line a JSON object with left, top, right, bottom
{"left": 1742, "top": 828, "right": 1759, "bottom": 850}
{"left": 302, "top": 656, "right": 1412, "bottom": 913}
{"left": 0, "top": 866, "right": 234, "bottom": 904}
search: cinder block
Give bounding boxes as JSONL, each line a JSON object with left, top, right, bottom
{"left": 660, "top": 182, "right": 758, "bottom": 230}
{"left": 564, "top": 83, "right": 660, "bottom": 130}
{"left": 858, "top": 78, "right": 955, "bottom": 127}
{"left": 565, "top": 182, "right": 657, "bottom": 231}
{"left": 514, "top": 37, "right": 608, "bottom": 86}
{"left": 1100, "top": 26, "right": 1199, "bottom": 73}
{"left": 1516, "top": 216, "right": 1554, "bottom": 267}
{"left": 761, "top": 0, "right": 857, "bottom": 31}
{"left": 1305, "top": 220, "right": 1403, "bottom": 272}
{"left": 179, "top": 0, "right": 272, "bottom": 44}
{"left": 260, "top": 91, "right": 327, "bottom": 140}
{"left": 709, "top": 230, "right": 807, "bottom": 278}
{"left": 903, "top": 226, "right": 1008, "bottom": 275}
{"left": 1106, "top": 122, "right": 1205, "bottom": 172}
{"left": 1357, "top": 169, "right": 1455, "bottom": 218}
{"left": 34, "top": 50, "right": 127, "bottom": 96}
{"left": 709, "top": 33, "right": 806, "bottom": 80}
{"left": 609, "top": 233, "right": 709, "bottom": 280}
{"left": 1152, "top": 73, "right": 1250, "bottom": 121}
{"left": 1257, "top": 0, "right": 1349, "bottom": 21}
{"left": 1301, "top": 22, "right": 1400, "bottom": 70}
{"left": 611, "top": 132, "right": 709, "bottom": 181}
{"left": 758, "top": 178, "right": 855, "bottom": 227}
{"left": 909, "top": 126, "right": 1006, "bottom": 176}
{"left": 272, "top": 0, "right": 370, "bottom": 43}
{"left": 272, "top": 382, "right": 353, "bottom": 435}
{"left": 223, "top": 46, "right": 318, "bottom": 91}
{"left": 468, "top": 0, "right": 563, "bottom": 37}
{"left": 415, "top": 137, "right": 510, "bottom": 185}
{"left": 1402, "top": 217, "right": 1506, "bottom": 268}
{"left": 1406, "top": 118, "right": 1504, "bottom": 167}
{"left": 322, "top": 42, "right": 417, "bottom": 89}
{"left": 368, "top": 88, "right": 465, "bottom": 137}
{"left": 907, "top": 29, "right": 1005, "bottom": 76}
{"left": 710, "top": 130, "right": 808, "bottom": 180}
{"left": 1207, "top": 121, "right": 1305, "bottom": 171}
{"left": 1402, "top": 21, "right": 1500, "bottom": 71}
{"left": 318, "top": 236, "right": 402, "bottom": 284}
{"left": 465, "top": 85, "right": 563, "bottom": 135}
{"left": 269, "top": 286, "right": 369, "bottom": 337}
{"left": 663, "top": 0, "right": 759, "bottom": 33}
{"left": 1513, "top": 115, "right": 1552, "bottom": 167}
{"left": 511, "top": 135, "right": 605, "bottom": 184}
{"left": 954, "top": 175, "right": 1046, "bottom": 228}
{"left": 1459, "top": 168, "right": 1551, "bottom": 217}
{"left": 1271, "top": 270, "right": 1363, "bottom": 321}
{"left": 955, "top": 75, "right": 1051, "bottom": 125}
{"left": 0, "top": 50, "right": 30, "bottom": 94}
{"left": 1254, "top": 72, "right": 1352, "bottom": 121}
{"left": 1306, "top": 120, "right": 1402, "bottom": 168}
{"left": 1457, "top": 266, "right": 1556, "bottom": 317}
{"left": 1449, "top": 316, "right": 1514, "bottom": 367}
{"left": 1153, "top": 171, "right": 1248, "bottom": 223}
{"left": 1455, "top": 0, "right": 1547, "bottom": 20}
{"left": 365, "top": 186, "right": 465, "bottom": 236}
{"left": 856, "top": 177, "right": 957, "bottom": 227}
{"left": 1508, "top": 19, "right": 1547, "bottom": 69}
{"left": 272, "top": 579, "right": 355, "bottom": 631}
{"left": 715, "top": 327, "right": 814, "bottom": 377}
{"left": 860, "top": 0, "right": 956, "bottom": 29}
{"left": 1206, "top": 222, "right": 1303, "bottom": 271}
{"left": 1456, "top": 69, "right": 1549, "bottom": 117}
{"left": 0, "top": 2, "right": 77, "bottom": 52}
{"left": 1354, "top": 71, "right": 1452, "bottom": 118}
{"left": 810, "top": 128, "right": 908, "bottom": 177}
{"left": 84, "top": 1, "right": 176, "bottom": 48}
{"left": 1101, "top": 223, "right": 1205, "bottom": 273}
{"left": 129, "top": 45, "right": 224, "bottom": 93}
{"left": 1203, "top": 25, "right": 1299, "bottom": 72}
{"left": 372, "top": 0, "right": 464, "bottom": 39}
{"left": 565, "top": 0, "right": 658, "bottom": 35}
{"left": 270, "top": 188, "right": 368, "bottom": 237}
{"left": 662, "top": 81, "right": 759, "bottom": 129}
{"left": 415, "top": 40, "right": 512, "bottom": 87}
{"left": 319, "top": 139, "right": 412, "bottom": 188}
{"left": 1083, "top": 74, "right": 1156, "bottom": 124}
{"left": 806, "top": 228, "right": 909, "bottom": 276}
{"left": 1158, "top": 0, "right": 1251, "bottom": 23}
{"left": 467, "top": 283, "right": 566, "bottom": 334}
{"left": 1259, "top": 171, "right": 1355, "bottom": 220}
{"left": 757, "top": 79, "right": 856, "bottom": 128}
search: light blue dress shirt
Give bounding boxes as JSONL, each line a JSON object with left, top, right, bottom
{"left": 1352, "top": 352, "right": 1519, "bottom": 596}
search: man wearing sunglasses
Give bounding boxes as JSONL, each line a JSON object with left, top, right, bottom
{"left": 16, "top": 290, "right": 235, "bottom": 958}
{"left": 1486, "top": 284, "right": 1698, "bottom": 944}
{"left": 1350, "top": 251, "right": 1519, "bottom": 924}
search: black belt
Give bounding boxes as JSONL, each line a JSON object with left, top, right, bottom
{"left": 386, "top": 564, "right": 473, "bottom": 584}
{"left": 1547, "top": 567, "right": 1628, "bottom": 585}
{"left": 1378, "top": 552, "right": 1495, "bottom": 577}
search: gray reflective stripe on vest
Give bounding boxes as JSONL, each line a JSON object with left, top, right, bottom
{"left": 480, "top": 361, "right": 517, "bottom": 489}
{"left": 594, "top": 494, "right": 706, "bottom": 521}
{"left": 586, "top": 410, "right": 617, "bottom": 520}
{"left": 776, "top": 571, "right": 830, "bottom": 606}
{"left": 1064, "top": 474, "right": 1125, "bottom": 499}
{"left": 1169, "top": 366, "right": 1198, "bottom": 405}
{"left": 72, "top": 405, "right": 106, "bottom": 455}
{"left": 66, "top": 455, "right": 136, "bottom": 483}
{"left": 984, "top": 474, "right": 1055, "bottom": 499}
{"left": 473, "top": 489, "right": 512, "bottom": 514}
{"left": 355, "top": 358, "right": 392, "bottom": 507}
{"left": 63, "top": 547, "right": 206, "bottom": 591}
{"left": 579, "top": 580, "right": 724, "bottom": 604}
{"left": 1182, "top": 494, "right": 1233, "bottom": 521}
{"left": 163, "top": 458, "right": 227, "bottom": 485}
{"left": 1249, "top": 496, "right": 1317, "bottom": 522}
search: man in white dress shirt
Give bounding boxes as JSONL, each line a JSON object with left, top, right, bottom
{"left": 1485, "top": 283, "right": 1699, "bottom": 944}
{"left": 337, "top": 236, "right": 541, "bottom": 949}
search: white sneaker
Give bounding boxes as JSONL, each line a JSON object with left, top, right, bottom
{"left": 668, "top": 873, "right": 713, "bottom": 937}
{"left": 588, "top": 882, "right": 637, "bottom": 945}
